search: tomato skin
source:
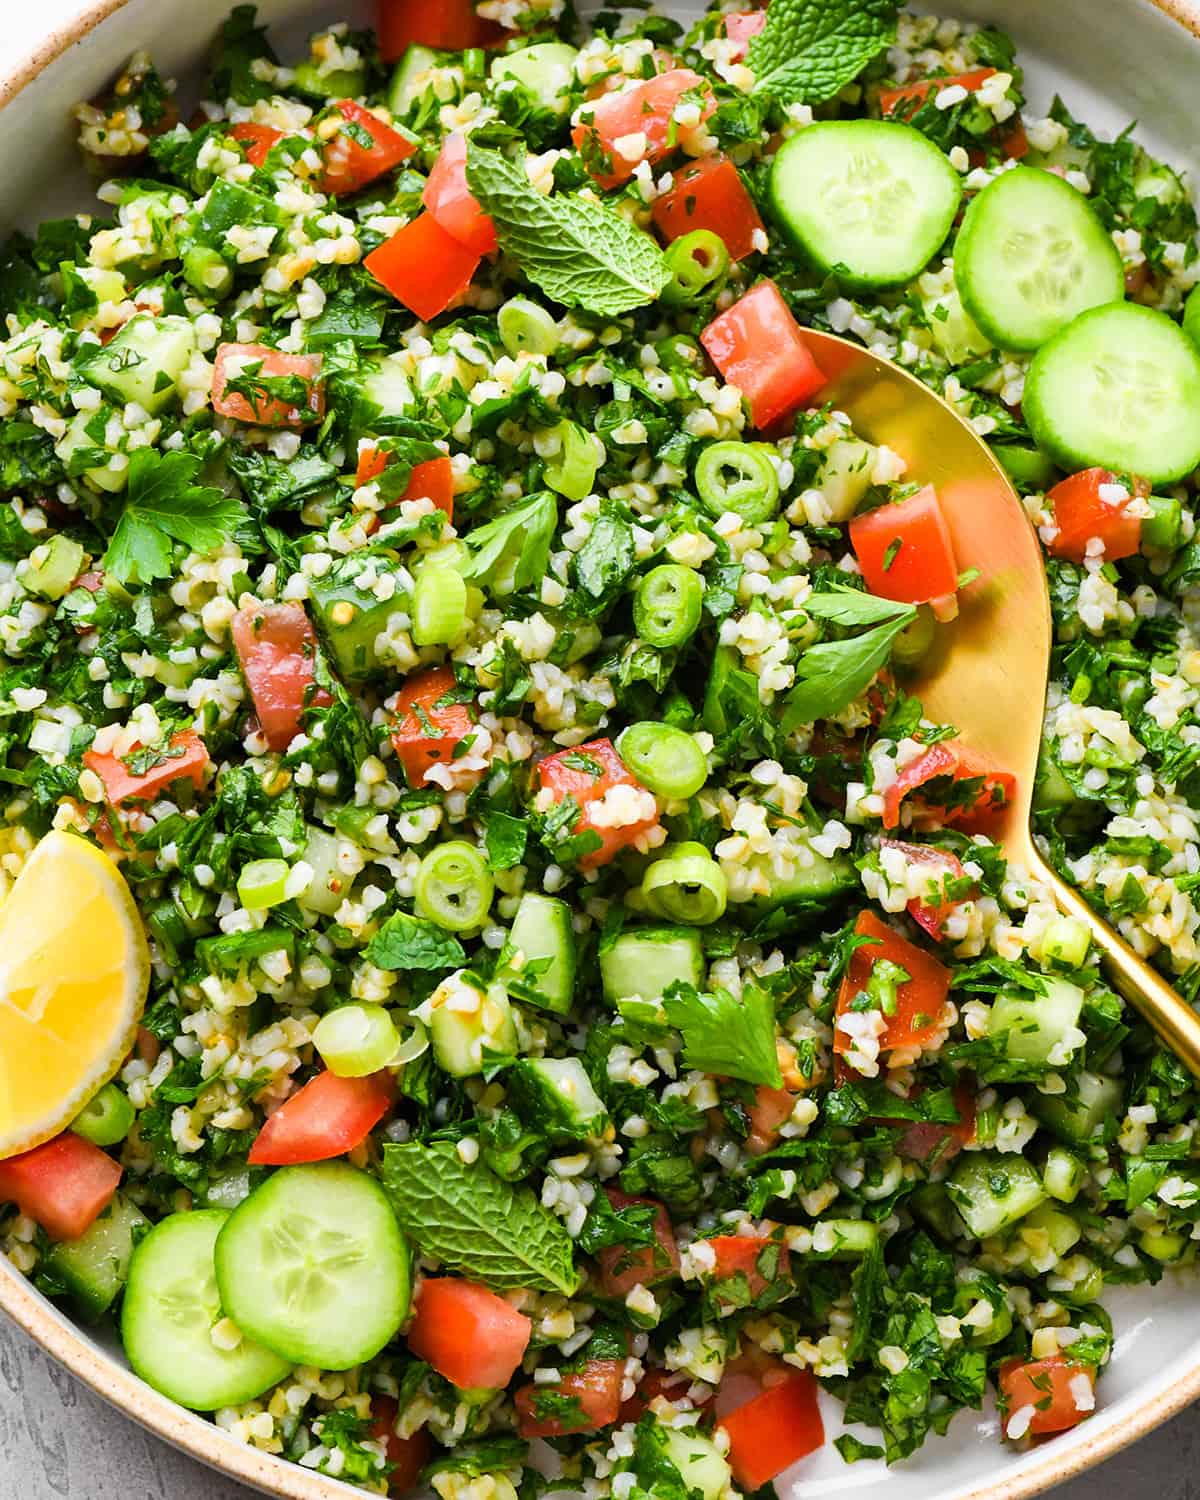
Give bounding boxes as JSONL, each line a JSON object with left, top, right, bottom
{"left": 745, "top": 1085, "right": 799, "bottom": 1156}
{"left": 248, "top": 1071, "right": 393, "bottom": 1166}
{"left": 717, "top": 1367, "right": 824, "bottom": 1489}
{"left": 999, "top": 1356, "right": 1095, "bottom": 1437}
{"left": 879, "top": 67, "right": 997, "bottom": 116}
{"left": 357, "top": 447, "right": 455, "bottom": 522}
{"left": 882, "top": 742, "right": 1016, "bottom": 834}
{"left": 650, "top": 155, "right": 764, "bottom": 262}
{"left": 365, "top": 212, "right": 481, "bottom": 323}
{"left": 515, "top": 1359, "right": 625, "bottom": 1437}
{"left": 573, "top": 70, "right": 715, "bottom": 188}
{"left": 84, "top": 728, "right": 208, "bottom": 808}
{"left": 319, "top": 99, "right": 416, "bottom": 196}
{"left": 230, "top": 121, "right": 283, "bottom": 167}
{"left": 1046, "top": 468, "right": 1147, "bottom": 563}
{"left": 0, "top": 1134, "right": 122, "bottom": 1242}
{"left": 212, "top": 343, "right": 325, "bottom": 428}
{"left": 423, "top": 133, "right": 497, "bottom": 255}
{"left": 618, "top": 1366, "right": 710, "bottom": 1423}
{"left": 834, "top": 909, "right": 953, "bottom": 1058}
{"left": 368, "top": 1397, "right": 432, "bottom": 1493}
{"left": 850, "top": 484, "right": 959, "bottom": 604}
{"left": 231, "top": 602, "right": 325, "bottom": 753}
{"left": 878, "top": 838, "right": 971, "bottom": 942}
{"left": 594, "top": 1188, "right": 680, "bottom": 1296}
{"left": 377, "top": 0, "right": 504, "bottom": 61}
{"left": 700, "top": 281, "right": 827, "bottom": 429}
{"left": 896, "top": 1079, "right": 976, "bottom": 1162}
{"left": 534, "top": 738, "right": 660, "bottom": 870}
{"left": 407, "top": 1278, "right": 532, "bottom": 1388}
{"left": 723, "top": 10, "right": 766, "bottom": 58}
{"left": 391, "top": 667, "right": 474, "bottom": 788}
{"left": 705, "top": 1234, "right": 790, "bottom": 1299}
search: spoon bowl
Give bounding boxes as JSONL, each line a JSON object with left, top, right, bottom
{"left": 803, "top": 327, "right": 1200, "bottom": 1076}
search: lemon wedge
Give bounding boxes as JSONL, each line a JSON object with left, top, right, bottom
{"left": 0, "top": 830, "right": 150, "bottom": 1159}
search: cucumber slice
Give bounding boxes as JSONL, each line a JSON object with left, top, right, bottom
{"left": 1184, "top": 284, "right": 1200, "bottom": 351}
{"left": 1024, "top": 301, "right": 1200, "bottom": 484}
{"left": 496, "top": 892, "right": 577, "bottom": 1014}
{"left": 986, "top": 977, "right": 1084, "bottom": 1065}
{"left": 769, "top": 121, "right": 961, "bottom": 288}
{"left": 1031, "top": 1069, "right": 1122, "bottom": 1145}
{"left": 121, "top": 1211, "right": 292, "bottom": 1410}
{"left": 491, "top": 42, "right": 578, "bottom": 115}
{"left": 507, "top": 1057, "right": 608, "bottom": 1142}
{"left": 947, "top": 1154, "right": 1047, "bottom": 1240}
{"left": 600, "top": 926, "right": 704, "bottom": 1004}
{"left": 46, "top": 1192, "right": 148, "bottom": 1321}
{"left": 309, "top": 565, "right": 407, "bottom": 681}
{"left": 954, "top": 166, "right": 1124, "bottom": 350}
{"left": 214, "top": 1163, "right": 410, "bottom": 1370}
{"left": 387, "top": 44, "right": 439, "bottom": 116}
{"left": 77, "top": 313, "right": 196, "bottom": 415}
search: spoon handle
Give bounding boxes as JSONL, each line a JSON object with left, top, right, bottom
{"left": 1029, "top": 849, "right": 1200, "bottom": 1079}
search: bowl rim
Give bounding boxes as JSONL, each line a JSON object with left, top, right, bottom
{"left": 3, "top": 0, "right": 1200, "bottom": 1497}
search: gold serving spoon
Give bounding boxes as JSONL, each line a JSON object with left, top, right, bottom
{"left": 802, "top": 327, "right": 1200, "bottom": 1079}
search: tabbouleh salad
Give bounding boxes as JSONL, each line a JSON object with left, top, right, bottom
{"left": 3, "top": 0, "right": 1200, "bottom": 1493}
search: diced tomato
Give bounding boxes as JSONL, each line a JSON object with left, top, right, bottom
{"left": 618, "top": 1366, "right": 712, "bottom": 1423}
{"left": 84, "top": 728, "right": 208, "bottom": 809}
{"left": 594, "top": 1188, "right": 680, "bottom": 1296}
{"left": 1045, "top": 468, "right": 1148, "bottom": 563}
{"left": 882, "top": 741, "right": 1016, "bottom": 834}
{"left": 230, "top": 121, "right": 283, "bottom": 168}
{"left": 724, "top": 10, "right": 766, "bottom": 59}
{"left": 248, "top": 1070, "right": 392, "bottom": 1166}
{"left": 515, "top": 1359, "right": 624, "bottom": 1437}
{"left": 357, "top": 446, "right": 455, "bottom": 521}
{"left": 878, "top": 838, "right": 971, "bottom": 942}
{"left": 356, "top": 445, "right": 389, "bottom": 488}
{"left": 423, "top": 133, "right": 497, "bottom": 255}
{"left": 717, "top": 1367, "right": 824, "bottom": 1489}
{"left": 319, "top": 99, "right": 416, "bottom": 197}
{"left": 650, "top": 155, "right": 765, "bottom": 262}
{"left": 700, "top": 281, "right": 826, "bottom": 430}
{"left": 878, "top": 67, "right": 997, "bottom": 117}
{"left": 896, "top": 1079, "right": 976, "bottom": 1162}
{"left": 74, "top": 570, "right": 104, "bottom": 593}
{"left": 573, "top": 70, "right": 715, "bottom": 189}
{"left": 368, "top": 1397, "right": 432, "bottom": 1494}
{"left": 850, "top": 484, "right": 959, "bottom": 605}
{"left": 365, "top": 212, "right": 481, "bottom": 323}
{"left": 534, "top": 738, "right": 661, "bottom": 870}
{"left": 407, "top": 1278, "right": 532, "bottom": 1388}
{"left": 998, "top": 1356, "right": 1095, "bottom": 1437}
{"left": 0, "top": 1134, "right": 122, "bottom": 1242}
{"left": 377, "top": 0, "right": 504, "bottom": 61}
{"left": 211, "top": 343, "right": 325, "bottom": 428}
{"left": 231, "top": 602, "right": 325, "bottom": 753}
{"left": 745, "top": 1085, "right": 799, "bottom": 1156}
{"left": 705, "top": 1234, "right": 790, "bottom": 1300}
{"left": 834, "top": 909, "right": 953, "bottom": 1058}
{"left": 391, "top": 666, "right": 474, "bottom": 788}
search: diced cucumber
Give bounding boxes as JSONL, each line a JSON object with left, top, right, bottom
{"left": 947, "top": 1153, "right": 1047, "bottom": 1239}
{"left": 121, "top": 1211, "right": 292, "bottom": 1410}
{"left": 1031, "top": 1069, "right": 1122, "bottom": 1146}
{"left": 299, "top": 824, "right": 354, "bottom": 915}
{"left": 919, "top": 278, "right": 991, "bottom": 365}
{"left": 811, "top": 1218, "right": 879, "bottom": 1259}
{"left": 309, "top": 567, "right": 406, "bottom": 681}
{"left": 202, "top": 1167, "right": 253, "bottom": 1210}
{"left": 994, "top": 443, "right": 1059, "bottom": 492}
{"left": 55, "top": 408, "right": 128, "bottom": 493}
{"left": 1024, "top": 301, "right": 1200, "bottom": 484}
{"left": 68, "top": 267, "right": 126, "bottom": 327}
{"left": 507, "top": 1057, "right": 609, "bottom": 1142}
{"left": 429, "top": 973, "right": 518, "bottom": 1077}
{"left": 599, "top": 926, "right": 704, "bottom": 1004}
{"left": 355, "top": 355, "right": 416, "bottom": 436}
{"left": 496, "top": 892, "right": 577, "bottom": 1013}
{"left": 1019, "top": 1202, "right": 1082, "bottom": 1257}
{"left": 491, "top": 42, "right": 579, "bottom": 115}
{"left": 1043, "top": 1146, "right": 1086, "bottom": 1204}
{"left": 952, "top": 1270, "right": 1013, "bottom": 1346}
{"left": 656, "top": 1426, "right": 732, "bottom": 1500}
{"left": 747, "top": 823, "right": 857, "bottom": 915}
{"left": 45, "top": 1193, "right": 148, "bottom": 1321}
{"left": 1141, "top": 1228, "right": 1188, "bottom": 1263}
{"left": 986, "top": 977, "right": 1084, "bottom": 1065}
{"left": 215, "top": 1164, "right": 411, "bottom": 1370}
{"left": 769, "top": 120, "right": 961, "bottom": 288}
{"left": 954, "top": 166, "right": 1124, "bottom": 350}
{"left": 1041, "top": 916, "right": 1091, "bottom": 969}
{"left": 293, "top": 59, "right": 367, "bottom": 100}
{"left": 816, "top": 437, "right": 877, "bottom": 521}
{"left": 77, "top": 314, "right": 196, "bottom": 415}
{"left": 182, "top": 244, "right": 234, "bottom": 299}
{"left": 387, "top": 44, "right": 439, "bottom": 116}
{"left": 911, "top": 1183, "right": 967, "bottom": 1241}
{"left": 22, "top": 535, "right": 85, "bottom": 600}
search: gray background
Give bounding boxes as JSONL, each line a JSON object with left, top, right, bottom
{"left": 1, "top": 1320, "right": 1199, "bottom": 1500}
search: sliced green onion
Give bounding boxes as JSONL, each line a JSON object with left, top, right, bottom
{"left": 412, "top": 563, "right": 468, "bottom": 646}
{"left": 543, "top": 420, "right": 600, "bottom": 502}
{"left": 951, "top": 1275, "right": 1013, "bottom": 1345}
{"left": 71, "top": 1083, "right": 135, "bottom": 1148}
{"left": 890, "top": 604, "right": 937, "bottom": 670}
{"left": 415, "top": 841, "right": 494, "bottom": 932}
{"left": 237, "top": 857, "right": 290, "bottom": 910}
{"left": 617, "top": 722, "right": 708, "bottom": 800}
{"left": 393, "top": 1019, "right": 430, "bottom": 1066}
{"left": 661, "top": 230, "right": 729, "bottom": 306}
{"left": 1140, "top": 1227, "right": 1188, "bottom": 1263}
{"left": 1143, "top": 494, "right": 1184, "bottom": 551}
{"left": 1043, "top": 1146, "right": 1085, "bottom": 1204}
{"left": 313, "top": 1003, "right": 400, "bottom": 1077}
{"left": 642, "top": 841, "right": 727, "bottom": 925}
{"left": 633, "top": 564, "right": 704, "bottom": 648}
{"left": 694, "top": 441, "right": 780, "bottom": 525}
{"left": 497, "top": 296, "right": 559, "bottom": 358}
{"left": 1041, "top": 915, "right": 1091, "bottom": 969}
{"left": 182, "top": 243, "right": 234, "bottom": 300}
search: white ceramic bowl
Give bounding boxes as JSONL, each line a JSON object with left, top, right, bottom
{"left": 3, "top": 2, "right": 1200, "bottom": 1496}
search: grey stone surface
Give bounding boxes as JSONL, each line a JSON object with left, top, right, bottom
{"left": 1, "top": 1318, "right": 1198, "bottom": 1500}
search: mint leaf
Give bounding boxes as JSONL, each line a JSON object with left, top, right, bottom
{"left": 748, "top": 0, "right": 898, "bottom": 105}
{"left": 781, "top": 603, "right": 916, "bottom": 730}
{"left": 465, "top": 146, "right": 669, "bottom": 316}
{"left": 365, "top": 911, "right": 465, "bottom": 971}
{"left": 104, "top": 448, "right": 245, "bottom": 585}
{"left": 662, "top": 981, "right": 783, "bottom": 1088}
{"left": 381, "top": 1140, "right": 581, "bottom": 1295}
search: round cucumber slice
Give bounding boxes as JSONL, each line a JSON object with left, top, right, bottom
{"left": 1024, "top": 301, "right": 1200, "bottom": 484}
{"left": 769, "top": 120, "right": 961, "bottom": 288}
{"left": 121, "top": 1211, "right": 291, "bottom": 1411}
{"left": 954, "top": 165, "right": 1125, "bottom": 351}
{"left": 214, "top": 1163, "right": 410, "bottom": 1370}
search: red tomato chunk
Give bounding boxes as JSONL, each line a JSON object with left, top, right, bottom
{"left": 407, "top": 1278, "right": 532, "bottom": 1388}
{"left": 717, "top": 1366, "right": 824, "bottom": 1489}
{"left": 834, "top": 909, "right": 953, "bottom": 1060}
{"left": 376, "top": 0, "right": 504, "bottom": 61}
{"left": 849, "top": 484, "right": 959, "bottom": 605}
{"left": 573, "top": 70, "right": 715, "bottom": 188}
{"left": 1046, "top": 467, "right": 1147, "bottom": 563}
{"left": 705, "top": 1233, "right": 790, "bottom": 1300}
{"left": 594, "top": 1188, "right": 680, "bottom": 1295}
{"left": 230, "top": 121, "right": 283, "bottom": 167}
{"left": 745, "top": 1085, "right": 801, "bottom": 1156}
{"left": 0, "top": 1133, "right": 122, "bottom": 1241}
{"left": 357, "top": 446, "right": 456, "bottom": 522}
{"left": 535, "top": 738, "right": 660, "bottom": 870}
{"left": 651, "top": 155, "right": 765, "bottom": 262}
{"left": 391, "top": 667, "right": 474, "bottom": 788}
{"left": 515, "top": 1359, "right": 625, "bottom": 1437}
{"left": 368, "top": 1397, "right": 432, "bottom": 1494}
{"left": 878, "top": 67, "right": 997, "bottom": 116}
{"left": 896, "top": 1080, "right": 976, "bottom": 1163}
{"left": 231, "top": 602, "right": 325, "bottom": 753}
{"left": 999, "top": 1356, "right": 1095, "bottom": 1438}
{"left": 723, "top": 10, "right": 766, "bottom": 59}
{"left": 423, "top": 132, "right": 498, "bottom": 255}
{"left": 882, "top": 741, "right": 1016, "bottom": 834}
{"left": 211, "top": 343, "right": 325, "bottom": 428}
{"left": 247, "top": 1071, "right": 393, "bottom": 1165}
{"left": 701, "top": 281, "right": 826, "bottom": 429}
{"left": 365, "top": 212, "right": 481, "bottom": 322}
{"left": 319, "top": 99, "right": 416, "bottom": 197}
{"left": 878, "top": 837, "right": 972, "bottom": 942}
{"left": 84, "top": 728, "right": 207, "bottom": 808}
